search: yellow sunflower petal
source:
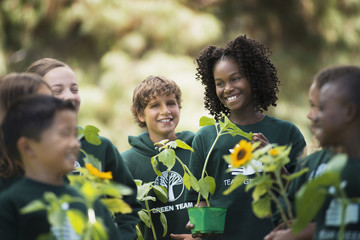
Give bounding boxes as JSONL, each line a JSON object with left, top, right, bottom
{"left": 230, "top": 140, "right": 253, "bottom": 167}
{"left": 269, "top": 148, "right": 279, "bottom": 156}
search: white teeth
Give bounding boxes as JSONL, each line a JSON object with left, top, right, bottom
{"left": 159, "top": 119, "right": 171, "bottom": 123}
{"left": 227, "top": 96, "right": 237, "bottom": 101}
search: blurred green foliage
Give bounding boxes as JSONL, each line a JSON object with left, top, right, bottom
{"left": 1, "top": 0, "right": 359, "bottom": 152}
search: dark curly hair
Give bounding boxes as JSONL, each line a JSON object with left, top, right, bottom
{"left": 196, "top": 35, "right": 280, "bottom": 120}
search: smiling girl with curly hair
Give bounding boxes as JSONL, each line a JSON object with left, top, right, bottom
{"left": 185, "top": 35, "right": 306, "bottom": 240}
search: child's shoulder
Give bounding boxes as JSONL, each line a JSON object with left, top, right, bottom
{"left": 176, "top": 130, "right": 195, "bottom": 144}
{"left": 263, "top": 115, "right": 303, "bottom": 133}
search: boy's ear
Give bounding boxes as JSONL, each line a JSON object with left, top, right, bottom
{"left": 17, "top": 137, "right": 35, "bottom": 158}
{"left": 345, "top": 102, "right": 358, "bottom": 122}
{"left": 137, "top": 111, "right": 145, "bottom": 123}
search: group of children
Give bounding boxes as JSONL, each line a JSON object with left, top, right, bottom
{"left": 0, "top": 34, "right": 358, "bottom": 240}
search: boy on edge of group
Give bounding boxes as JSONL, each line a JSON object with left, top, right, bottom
{"left": 0, "top": 95, "right": 120, "bottom": 239}
{"left": 122, "top": 76, "right": 198, "bottom": 240}
{"left": 265, "top": 65, "right": 360, "bottom": 240}
{"left": 311, "top": 72, "right": 360, "bottom": 240}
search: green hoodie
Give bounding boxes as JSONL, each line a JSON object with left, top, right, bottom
{"left": 122, "top": 131, "right": 195, "bottom": 240}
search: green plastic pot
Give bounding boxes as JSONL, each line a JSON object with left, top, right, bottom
{"left": 187, "top": 207, "right": 227, "bottom": 234}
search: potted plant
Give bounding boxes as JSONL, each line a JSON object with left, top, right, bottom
{"left": 151, "top": 115, "right": 253, "bottom": 235}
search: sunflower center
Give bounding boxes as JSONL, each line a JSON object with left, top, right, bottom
{"left": 237, "top": 149, "right": 246, "bottom": 160}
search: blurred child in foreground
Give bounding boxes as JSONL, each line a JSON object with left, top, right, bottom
{"left": 0, "top": 73, "right": 52, "bottom": 193}
{"left": 265, "top": 65, "right": 360, "bottom": 240}
{"left": 27, "top": 58, "right": 141, "bottom": 238}
{"left": 0, "top": 95, "right": 120, "bottom": 239}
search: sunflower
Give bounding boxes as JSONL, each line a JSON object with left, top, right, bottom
{"left": 85, "top": 163, "right": 113, "bottom": 180}
{"left": 269, "top": 148, "right": 279, "bottom": 156}
{"left": 230, "top": 140, "right": 253, "bottom": 167}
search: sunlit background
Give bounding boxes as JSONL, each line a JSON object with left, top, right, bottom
{"left": 1, "top": 0, "right": 359, "bottom": 153}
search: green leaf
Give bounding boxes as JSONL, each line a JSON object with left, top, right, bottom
{"left": 325, "top": 153, "right": 348, "bottom": 174}
{"left": 81, "top": 181, "right": 97, "bottom": 201}
{"left": 283, "top": 167, "right": 309, "bottom": 181}
{"left": 199, "top": 116, "right": 216, "bottom": 126}
{"left": 166, "top": 141, "right": 177, "bottom": 149}
{"left": 223, "top": 174, "right": 247, "bottom": 195}
{"left": 20, "top": 200, "right": 47, "bottom": 214}
{"left": 252, "top": 196, "right": 271, "bottom": 218}
{"left": 292, "top": 154, "right": 348, "bottom": 234}
{"left": 198, "top": 178, "right": 210, "bottom": 200}
{"left": 174, "top": 139, "right": 193, "bottom": 151}
{"left": 151, "top": 156, "right": 162, "bottom": 177}
{"left": 77, "top": 127, "right": 84, "bottom": 140}
{"left": 135, "top": 179, "right": 143, "bottom": 186}
{"left": 92, "top": 219, "right": 109, "bottom": 240}
{"left": 48, "top": 208, "right": 66, "bottom": 227}
{"left": 293, "top": 182, "right": 328, "bottom": 234}
{"left": 189, "top": 175, "right": 200, "bottom": 192}
{"left": 183, "top": 173, "right": 191, "bottom": 190}
{"left": 83, "top": 125, "right": 101, "bottom": 145}
{"left": 82, "top": 153, "right": 102, "bottom": 171}
{"left": 66, "top": 209, "right": 86, "bottom": 235}
{"left": 138, "top": 210, "right": 151, "bottom": 228}
{"left": 99, "top": 182, "right": 133, "bottom": 198}
{"left": 101, "top": 198, "right": 132, "bottom": 214}
{"left": 246, "top": 174, "right": 271, "bottom": 191}
{"left": 204, "top": 176, "right": 216, "bottom": 194}
{"left": 153, "top": 185, "right": 168, "bottom": 203}
{"left": 136, "top": 182, "right": 154, "bottom": 200}
{"left": 142, "top": 196, "right": 156, "bottom": 202}
{"left": 136, "top": 225, "right": 144, "bottom": 240}
{"left": 158, "top": 149, "right": 176, "bottom": 171}
{"left": 246, "top": 175, "right": 273, "bottom": 201}
{"left": 159, "top": 211, "right": 168, "bottom": 237}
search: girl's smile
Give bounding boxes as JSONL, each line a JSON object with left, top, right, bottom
{"left": 214, "top": 59, "right": 253, "bottom": 113}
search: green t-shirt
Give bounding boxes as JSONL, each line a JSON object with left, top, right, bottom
{"left": 122, "top": 131, "right": 195, "bottom": 240}
{"left": 0, "top": 178, "right": 119, "bottom": 240}
{"left": 314, "top": 158, "right": 360, "bottom": 240}
{"left": 185, "top": 115, "right": 306, "bottom": 240}
{"left": 78, "top": 136, "right": 141, "bottom": 239}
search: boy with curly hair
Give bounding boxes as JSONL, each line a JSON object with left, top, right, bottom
{"left": 122, "top": 76, "right": 196, "bottom": 240}
{"left": 185, "top": 35, "right": 306, "bottom": 239}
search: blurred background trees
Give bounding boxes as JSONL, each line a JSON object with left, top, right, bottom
{"left": 1, "top": 0, "right": 359, "bottom": 152}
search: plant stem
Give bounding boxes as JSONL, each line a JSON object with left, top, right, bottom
{"left": 339, "top": 199, "right": 347, "bottom": 240}
{"left": 145, "top": 200, "right": 157, "bottom": 240}
{"left": 196, "top": 130, "right": 223, "bottom": 207}
{"left": 274, "top": 170, "right": 294, "bottom": 221}
{"left": 268, "top": 190, "right": 290, "bottom": 228}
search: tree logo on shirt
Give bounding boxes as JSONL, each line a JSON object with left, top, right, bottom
{"left": 72, "top": 161, "right": 81, "bottom": 173}
{"left": 155, "top": 171, "right": 184, "bottom": 202}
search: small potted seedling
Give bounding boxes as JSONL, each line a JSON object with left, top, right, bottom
{"left": 151, "top": 115, "right": 253, "bottom": 235}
